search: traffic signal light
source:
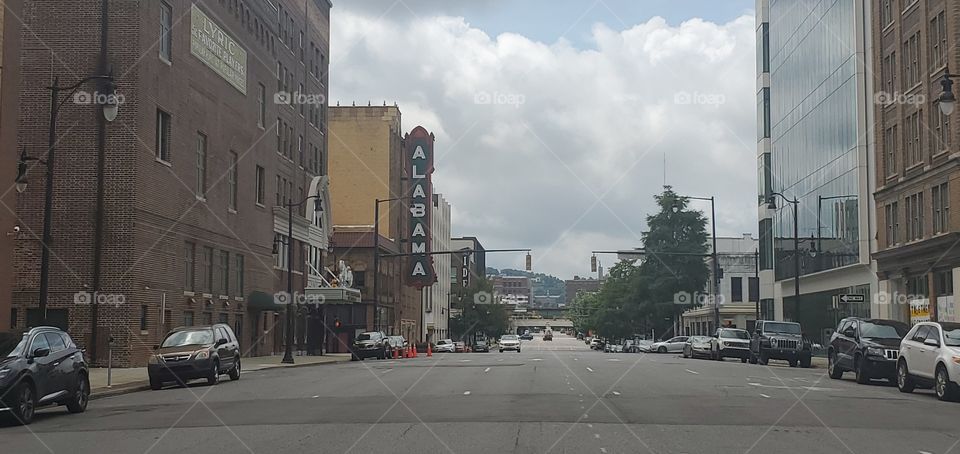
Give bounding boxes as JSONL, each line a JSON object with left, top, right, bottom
{"left": 525, "top": 253, "right": 532, "bottom": 271}
{"left": 334, "top": 318, "right": 341, "bottom": 329}
{"left": 591, "top": 255, "right": 597, "bottom": 272}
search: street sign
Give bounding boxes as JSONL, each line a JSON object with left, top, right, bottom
{"left": 838, "top": 294, "right": 865, "bottom": 303}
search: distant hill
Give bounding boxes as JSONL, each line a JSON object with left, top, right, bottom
{"left": 487, "top": 267, "right": 566, "bottom": 302}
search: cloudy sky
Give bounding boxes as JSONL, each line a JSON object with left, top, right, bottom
{"left": 329, "top": 0, "right": 757, "bottom": 280}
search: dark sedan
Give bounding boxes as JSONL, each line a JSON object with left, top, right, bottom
{"left": 473, "top": 340, "right": 490, "bottom": 352}
{"left": 0, "top": 327, "right": 90, "bottom": 425}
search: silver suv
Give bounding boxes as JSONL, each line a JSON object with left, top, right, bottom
{"left": 897, "top": 322, "right": 960, "bottom": 401}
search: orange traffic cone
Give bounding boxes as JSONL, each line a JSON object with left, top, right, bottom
{"left": 406, "top": 345, "right": 412, "bottom": 358}
{"left": 413, "top": 344, "right": 418, "bottom": 358}
{"left": 393, "top": 347, "right": 399, "bottom": 359}
{"left": 427, "top": 343, "right": 433, "bottom": 357}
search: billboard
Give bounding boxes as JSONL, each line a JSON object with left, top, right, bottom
{"left": 405, "top": 126, "right": 436, "bottom": 288}
{"left": 190, "top": 5, "right": 247, "bottom": 94}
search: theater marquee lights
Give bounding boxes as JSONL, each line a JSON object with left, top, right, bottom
{"left": 405, "top": 126, "right": 436, "bottom": 288}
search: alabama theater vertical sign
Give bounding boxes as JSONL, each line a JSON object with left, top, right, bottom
{"left": 406, "top": 126, "right": 436, "bottom": 288}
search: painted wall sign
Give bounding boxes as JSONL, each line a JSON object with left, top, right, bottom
{"left": 190, "top": 5, "right": 247, "bottom": 94}
{"left": 405, "top": 126, "right": 436, "bottom": 288}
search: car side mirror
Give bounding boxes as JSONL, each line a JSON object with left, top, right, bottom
{"left": 32, "top": 347, "right": 50, "bottom": 358}
{"left": 924, "top": 338, "right": 940, "bottom": 348}
{"left": 843, "top": 328, "right": 855, "bottom": 338}
{"left": 216, "top": 338, "right": 228, "bottom": 346}
{"left": 153, "top": 345, "right": 160, "bottom": 350}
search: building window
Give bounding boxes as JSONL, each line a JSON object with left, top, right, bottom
{"left": 883, "top": 125, "right": 897, "bottom": 176}
{"left": 202, "top": 312, "right": 212, "bottom": 325}
{"left": 228, "top": 151, "right": 238, "bottom": 211}
{"left": 885, "top": 202, "right": 900, "bottom": 247}
{"left": 257, "top": 83, "right": 266, "bottom": 128}
{"left": 140, "top": 305, "right": 149, "bottom": 331}
{"left": 731, "top": 277, "right": 743, "bottom": 302}
{"left": 275, "top": 234, "right": 289, "bottom": 269}
{"left": 10, "top": 308, "right": 17, "bottom": 329}
{"left": 217, "top": 250, "right": 230, "bottom": 295}
{"left": 907, "top": 274, "right": 929, "bottom": 298}
{"left": 930, "top": 12, "right": 947, "bottom": 71}
{"left": 759, "top": 219, "right": 773, "bottom": 270}
{"left": 298, "top": 135, "right": 304, "bottom": 167}
{"left": 748, "top": 276, "right": 759, "bottom": 302}
{"left": 757, "top": 152, "right": 771, "bottom": 204}
{"left": 882, "top": 51, "right": 896, "bottom": 101}
{"left": 905, "top": 111, "right": 922, "bottom": 165}
{"left": 159, "top": 1, "right": 172, "bottom": 61}
{"left": 196, "top": 132, "right": 208, "bottom": 198}
{"left": 184, "top": 311, "right": 195, "bottom": 327}
{"left": 756, "top": 22, "right": 769, "bottom": 73}
{"left": 276, "top": 119, "right": 282, "bottom": 154}
{"left": 933, "top": 183, "right": 949, "bottom": 234}
{"left": 932, "top": 107, "right": 951, "bottom": 153}
{"left": 184, "top": 242, "right": 196, "bottom": 290}
{"left": 234, "top": 314, "right": 244, "bottom": 345}
{"left": 905, "top": 192, "right": 924, "bottom": 241}
{"left": 235, "top": 254, "right": 245, "bottom": 296}
{"left": 935, "top": 269, "right": 954, "bottom": 296}
{"left": 202, "top": 246, "right": 214, "bottom": 292}
{"left": 902, "top": 32, "right": 920, "bottom": 90}
{"left": 275, "top": 175, "right": 282, "bottom": 205}
{"left": 757, "top": 88, "right": 770, "bottom": 141}
{"left": 156, "top": 110, "right": 171, "bottom": 162}
{"left": 254, "top": 165, "right": 266, "bottom": 206}
{"left": 881, "top": 0, "right": 893, "bottom": 28}
{"left": 219, "top": 313, "right": 229, "bottom": 324}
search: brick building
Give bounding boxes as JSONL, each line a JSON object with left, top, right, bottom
{"left": 3, "top": 0, "right": 332, "bottom": 366}
{"left": 564, "top": 277, "right": 602, "bottom": 301}
{"left": 0, "top": 0, "right": 17, "bottom": 334}
{"left": 451, "top": 236, "right": 486, "bottom": 297}
{"left": 873, "top": 0, "right": 960, "bottom": 324}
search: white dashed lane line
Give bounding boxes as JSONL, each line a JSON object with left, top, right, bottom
{"left": 463, "top": 391, "right": 471, "bottom": 395}
{"left": 484, "top": 367, "right": 491, "bottom": 373}
{"left": 586, "top": 367, "right": 595, "bottom": 372}
{"left": 759, "top": 393, "right": 771, "bottom": 398}
{"left": 685, "top": 369, "right": 699, "bottom": 375}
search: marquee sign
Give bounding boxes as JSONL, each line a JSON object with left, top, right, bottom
{"left": 406, "top": 126, "right": 436, "bottom": 288}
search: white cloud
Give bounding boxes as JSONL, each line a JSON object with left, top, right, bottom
{"left": 330, "top": 8, "right": 757, "bottom": 279}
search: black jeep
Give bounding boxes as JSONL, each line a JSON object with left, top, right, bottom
{"left": 749, "top": 320, "right": 812, "bottom": 368}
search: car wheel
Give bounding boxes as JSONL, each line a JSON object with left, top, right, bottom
{"left": 935, "top": 365, "right": 958, "bottom": 401}
{"left": 789, "top": 358, "right": 798, "bottom": 368}
{"left": 758, "top": 350, "right": 768, "bottom": 365}
{"left": 150, "top": 376, "right": 163, "bottom": 390}
{"left": 207, "top": 360, "right": 220, "bottom": 385}
{"left": 66, "top": 373, "right": 90, "bottom": 413}
{"left": 658, "top": 346, "right": 667, "bottom": 353}
{"left": 682, "top": 348, "right": 689, "bottom": 358}
{"left": 855, "top": 356, "right": 870, "bottom": 384}
{"left": 800, "top": 355, "right": 811, "bottom": 368}
{"left": 740, "top": 357, "right": 747, "bottom": 363}
{"left": 748, "top": 351, "right": 758, "bottom": 364}
{"left": 897, "top": 360, "right": 915, "bottom": 393}
{"left": 10, "top": 381, "right": 36, "bottom": 425}
{"left": 714, "top": 350, "right": 722, "bottom": 361}
{"left": 499, "top": 349, "right": 503, "bottom": 353}
{"left": 229, "top": 358, "right": 241, "bottom": 381}
{"left": 828, "top": 352, "right": 842, "bottom": 379}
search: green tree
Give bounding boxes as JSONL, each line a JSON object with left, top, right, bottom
{"left": 449, "top": 278, "right": 510, "bottom": 343}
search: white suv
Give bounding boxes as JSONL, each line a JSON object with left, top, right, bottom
{"left": 897, "top": 321, "right": 960, "bottom": 401}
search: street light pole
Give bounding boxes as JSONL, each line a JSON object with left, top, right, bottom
{"left": 768, "top": 192, "right": 800, "bottom": 320}
{"left": 673, "top": 195, "right": 720, "bottom": 330}
{"left": 278, "top": 194, "right": 323, "bottom": 364}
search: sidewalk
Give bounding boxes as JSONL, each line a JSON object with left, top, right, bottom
{"left": 90, "top": 353, "right": 351, "bottom": 399}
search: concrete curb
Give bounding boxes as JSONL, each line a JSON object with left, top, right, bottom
{"left": 90, "top": 357, "right": 351, "bottom": 400}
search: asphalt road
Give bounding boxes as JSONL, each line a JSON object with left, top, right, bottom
{"left": 3, "top": 333, "right": 960, "bottom": 454}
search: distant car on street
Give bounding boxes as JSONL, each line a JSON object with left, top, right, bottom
{"left": 589, "top": 338, "right": 604, "bottom": 350}
{"left": 500, "top": 335, "right": 521, "bottom": 352}
{"left": 454, "top": 341, "right": 466, "bottom": 353}
{"left": 386, "top": 336, "right": 407, "bottom": 352}
{"left": 682, "top": 336, "right": 714, "bottom": 359}
{"left": 473, "top": 340, "right": 490, "bottom": 352}
{"left": 543, "top": 331, "right": 553, "bottom": 341}
{"left": 351, "top": 331, "right": 390, "bottom": 361}
{"left": 650, "top": 336, "right": 689, "bottom": 353}
{"left": 0, "top": 327, "right": 90, "bottom": 425}
{"left": 435, "top": 339, "right": 456, "bottom": 353}
{"left": 149, "top": 324, "right": 241, "bottom": 389}
{"left": 828, "top": 318, "right": 908, "bottom": 383}
{"left": 712, "top": 328, "right": 751, "bottom": 362}
{"left": 635, "top": 340, "right": 655, "bottom": 352}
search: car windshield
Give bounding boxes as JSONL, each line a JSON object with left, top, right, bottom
{"left": 942, "top": 324, "right": 960, "bottom": 347}
{"left": 720, "top": 330, "right": 749, "bottom": 339}
{"left": 437, "top": 339, "right": 451, "bottom": 345}
{"left": 765, "top": 323, "right": 802, "bottom": 334}
{"left": 0, "top": 333, "right": 27, "bottom": 358}
{"left": 161, "top": 329, "right": 213, "bottom": 348}
{"left": 860, "top": 321, "right": 909, "bottom": 339}
{"left": 356, "top": 333, "right": 378, "bottom": 341}
{"left": 690, "top": 336, "right": 711, "bottom": 343}
{"left": 502, "top": 335, "right": 518, "bottom": 341}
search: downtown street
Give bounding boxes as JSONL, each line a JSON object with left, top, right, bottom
{"left": 3, "top": 333, "right": 960, "bottom": 454}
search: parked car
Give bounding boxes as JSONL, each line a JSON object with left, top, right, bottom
{"left": 434, "top": 339, "right": 456, "bottom": 353}
{"left": 748, "top": 320, "right": 811, "bottom": 367}
{"left": 589, "top": 338, "right": 605, "bottom": 350}
{"left": 500, "top": 334, "right": 521, "bottom": 352}
{"left": 828, "top": 318, "right": 908, "bottom": 383}
{"left": 897, "top": 321, "right": 960, "bottom": 401}
{"left": 635, "top": 340, "right": 655, "bottom": 353}
{"left": 351, "top": 331, "right": 390, "bottom": 360}
{"left": 454, "top": 341, "right": 466, "bottom": 353}
{"left": 0, "top": 327, "right": 90, "bottom": 425}
{"left": 148, "top": 324, "right": 241, "bottom": 390}
{"left": 712, "top": 328, "right": 751, "bottom": 362}
{"left": 649, "top": 336, "right": 689, "bottom": 353}
{"left": 682, "top": 336, "right": 714, "bottom": 359}
{"left": 544, "top": 331, "right": 553, "bottom": 341}
{"left": 604, "top": 342, "right": 623, "bottom": 353}
{"left": 520, "top": 333, "right": 534, "bottom": 340}
{"left": 386, "top": 335, "right": 407, "bottom": 353}
{"left": 473, "top": 340, "right": 490, "bottom": 352}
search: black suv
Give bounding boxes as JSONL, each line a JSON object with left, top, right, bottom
{"left": 352, "top": 331, "right": 389, "bottom": 360}
{"left": 148, "top": 324, "right": 241, "bottom": 390}
{"left": 828, "top": 317, "right": 909, "bottom": 383}
{"left": 749, "top": 320, "right": 812, "bottom": 368}
{"left": 0, "top": 327, "right": 90, "bottom": 425}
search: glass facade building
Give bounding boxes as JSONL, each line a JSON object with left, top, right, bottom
{"left": 765, "top": 0, "right": 861, "bottom": 280}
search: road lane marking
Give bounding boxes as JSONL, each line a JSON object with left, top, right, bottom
{"left": 460, "top": 359, "right": 471, "bottom": 362}
{"left": 587, "top": 424, "right": 593, "bottom": 428}
{"left": 381, "top": 368, "right": 392, "bottom": 374}
{"left": 607, "top": 358, "right": 621, "bottom": 362}
{"left": 484, "top": 367, "right": 491, "bottom": 373}
{"left": 586, "top": 367, "right": 594, "bottom": 372}
{"left": 532, "top": 358, "right": 543, "bottom": 361}
{"left": 463, "top": 391, "right": 471, "bottom": 395}
{"left": 600, "top": 448, "right": 607, "bottom": 453}
{"left": 569, "top": 387, "right": 575, "bottom": 391}
{"left": 594, "top": 434, "right": 600, "bottom": 439}
{"left": 685, "top": 369, "right": 699, "bottom": 375}
{"left": 612, "top": 391, "right": 621, "bottom": 396}
{"left": 748, "top": 382, "right": 839, "bottom": 391}
{"left": 312, "top": 395, "right": 319, "bottom": 398}
{"left": 759, "top": 394, "right": 770, "bottom": 398}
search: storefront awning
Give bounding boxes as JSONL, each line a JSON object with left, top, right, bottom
{"left": 303, "top": 287, "right": 362, "bottom": 305}
{"left": 247, "top": 290, "right": 282, "bottom": 310}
